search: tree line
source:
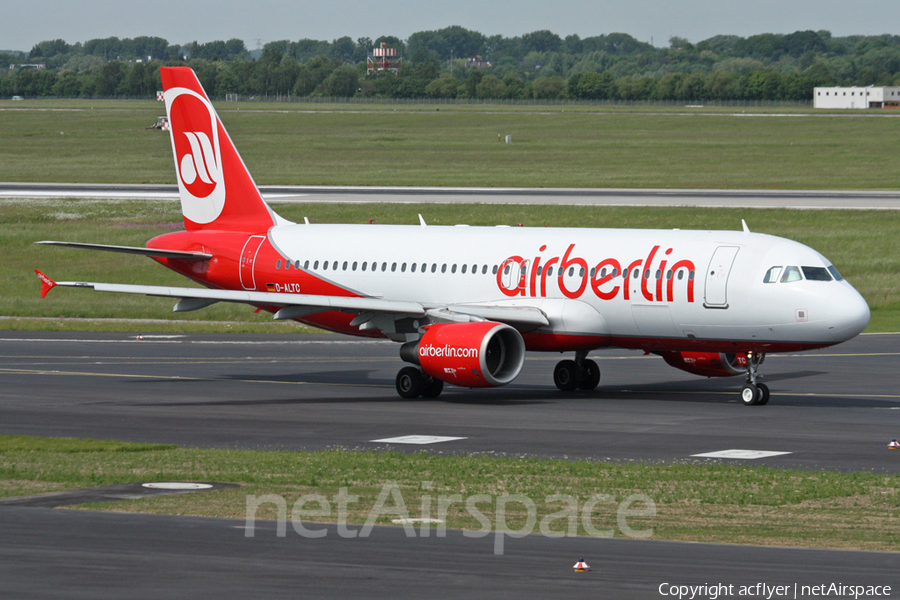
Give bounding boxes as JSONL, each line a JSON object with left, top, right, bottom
{"left": 4, "top": 27, "right": 900, "bottom": 102}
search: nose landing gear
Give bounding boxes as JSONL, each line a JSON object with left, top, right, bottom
{"left": 740, "top": 352, "right": 769, "bottom": 406}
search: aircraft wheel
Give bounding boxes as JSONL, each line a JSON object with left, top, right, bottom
{"left": 554, "top": 360, "right": 579, "bottom": 392}
{"left": 756, "top": 382, "right": 770, "bottom": 406}
{"left": 396, "top": 367, "right": 425, "bottom": 399}
{"left": 421, "top": 377, "right": 444, "bottom": 399}
{"left": 740, "top": 383, "right": 760, "bottom": 406}
{"left": 578, "top": 359, "right": 601, "bottom": 390}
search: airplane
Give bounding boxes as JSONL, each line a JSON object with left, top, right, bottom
{"left": 35, "top": 66, "right": 870, "bottom": 406}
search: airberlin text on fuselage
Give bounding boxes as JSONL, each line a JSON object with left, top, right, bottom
{"left": 496, "top": 244, "right": 696, "bottom": 303}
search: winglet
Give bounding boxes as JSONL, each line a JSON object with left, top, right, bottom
{"left": 35, "top": 269, "right": 57, "bottom": 298}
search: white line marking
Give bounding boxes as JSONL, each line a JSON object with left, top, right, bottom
{"left": 142, "top": 482, "right": 213, "bottom": 490}
{"left": 691, "top": 449, "right": 793, "bottom": 460}
{"left": 371, "top": 435, "right": 467, "bottom": 445}
{"left": 392, "top": 518, "right": 445, "bottom": 524}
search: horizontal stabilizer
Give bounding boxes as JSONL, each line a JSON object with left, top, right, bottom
{"left": 35, "top": 241, "right": 212, "bottom": 261}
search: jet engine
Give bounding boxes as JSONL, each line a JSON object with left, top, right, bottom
{"left": 659, "top": 351, "right": 759, "bottom": 378}
{"left": 400, "top": 321, "right": 526, "bottom": 387}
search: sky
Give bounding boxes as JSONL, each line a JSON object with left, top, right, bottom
{"left": 3, "top": 0, "right": 900, "bottom": 53}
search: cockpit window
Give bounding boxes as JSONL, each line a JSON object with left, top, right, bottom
{"left": 802, "top": 266, "right": 832, "bottom": 281}
{"left": 763, "top": 266, "right": 782, "bottom": 283}
{"left": 828, "top": 265, "right": 844, "bottom": 281}
{"left": 780, "top": 266, "right": 802, "bottom": 283}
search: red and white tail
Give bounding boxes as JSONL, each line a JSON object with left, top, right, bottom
{"left": 160, "top": 67, "right": 278, "bottom": 233}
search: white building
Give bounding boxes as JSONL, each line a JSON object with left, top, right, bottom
{"left": 814, "top": 86, "right": 900, "bottom": 109}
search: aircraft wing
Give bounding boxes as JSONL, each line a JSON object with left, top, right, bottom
{"left": 35, "top": 272, "right": 549, "bottom": 329}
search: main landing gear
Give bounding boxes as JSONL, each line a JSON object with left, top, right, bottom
{"left": 553, "top": 350, "right": 601, "bottom": 392}
{"left": 395, "top": 366, "right": 444, "bottom": 400}
{"left": 740, "top": 351, "right": 769, "bottom": 406}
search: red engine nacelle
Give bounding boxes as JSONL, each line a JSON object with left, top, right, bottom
{"left": 400, "top": 322, "right": 526, "bottom": 388}
{"left": 659, "top": 351, "right": 758, "bottom": 378}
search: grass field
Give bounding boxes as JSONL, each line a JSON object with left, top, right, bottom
{"left": 2, "top": 101, "right": 900, "bottom": 189}
{"left": 6, "top": 198, "right": 898, "bottom": 332}
{"left": 1, "top": 435, "right": 897, "bottom": 550}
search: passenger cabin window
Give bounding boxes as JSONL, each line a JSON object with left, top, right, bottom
{"left": 802, "top": 266, "right": 832, "bottom": 281}
{"left": 780, "top": 266, "right": 802, "bottom": 283}
{"left": 763, "top": 266, "right": 782, "bottom": 283}
{"left": 276, "top": 260, "right": 282, "bottom": 269}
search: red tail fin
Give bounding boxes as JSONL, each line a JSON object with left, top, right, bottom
{"left": 160, "top": 67, "right": 277, "bottom": 233}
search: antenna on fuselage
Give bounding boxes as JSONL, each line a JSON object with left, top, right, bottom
{"left": 741, "top": 219, "right": 750, "bottom": 234}
{"left": 418, "top": 214, "right": 427, "bottom": 227}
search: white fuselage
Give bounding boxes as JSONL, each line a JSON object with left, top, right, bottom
{"left": 267, "top": 223, "right": 870, "bottom": 352}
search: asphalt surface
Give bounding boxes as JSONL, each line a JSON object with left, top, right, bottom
{"left": 0, "top": 331, "right": 898, "bottom": 471}
{"left": 2, "top": 506, "right": 896, "bottom": 600}
{"left": 2, "top": 182, "right": 900, "bottom": 209}
{"left": 2, "top": 331, "right": 899, "bottom": 597}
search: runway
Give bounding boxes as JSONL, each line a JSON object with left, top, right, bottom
{"left": 1, "top": 331, "right": 898, "bottom": 472}
{"left": 2, "top": 182, "right": 900, "bottom": 209}
{"left": 2, "top": 507, "right": 895, "bottom": 600}
{"left": 2, "top": 331, "right": 898, "bottom": 597}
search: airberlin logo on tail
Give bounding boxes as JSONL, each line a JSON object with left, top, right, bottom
{"left": 164, "top": 87, "right": 226, "bottom": 225}
{"left": 180, "top": 131, "right": 218, "bottom": 190}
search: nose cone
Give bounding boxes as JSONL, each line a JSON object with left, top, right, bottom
{"left": 829, "top": 285, "right": 870, "bottom": 341}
